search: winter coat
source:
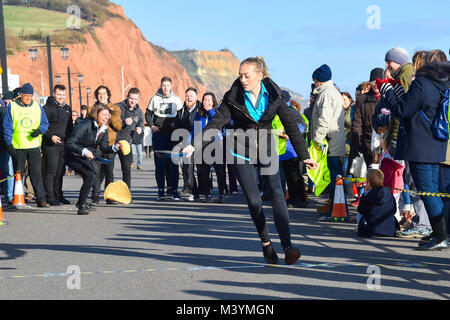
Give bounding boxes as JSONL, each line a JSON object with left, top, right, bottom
{"left": 65, "top": 118, "right": 114, "bottom": 158}
{"left": 42, "top": 96, "right": 73, "bottom": 147}
{"left": 175, "top": 101, "right": 201, "bottom": 131}
{"left": 384, "top": 61, "right": 450, "bottom": 163}
{"left": 379, "top": 155, "right": 405, "bottom": 194}
{"left": 311, "top": 80, "right": 346, "bottom": 157}
{"left": 357, "top": 187, "right": 400, "bottom": 237}
{"left": 351, "top": 90, "right": 379, "bottom": 155}
{"left": 145, "top": 89, "right": 183, "bottom": 135}
{"left": 115, "top": 100, "right": 145, "bottom": 144}
{"left": 88, "top": 103, "right": 122, "bottom": 146}
{"left": 201, "top": 78, "right": 310, "bottom": 163}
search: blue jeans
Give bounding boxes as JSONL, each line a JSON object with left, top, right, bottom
{"left": 0, "top": 150, "right": 14, "bottom": 201}
{"left": 409, "top": 162, "right": 444, "bottom": 219}
{"left": 402, "top": 169, "right": 412, "bottom": 206}
{"left": 131, "top": 143, "right": 143, "bottom": 167}
{"left": 439, "top": 165, "right": 450, "bottom": 231}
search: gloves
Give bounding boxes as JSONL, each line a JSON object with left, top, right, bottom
{"left": 7, "top": 145, "right": 15, "bottom": 158}
{"left": 30, "top": 129, "right": 42, "bottom": 138}
{"left": 392, "top": 79, "right": 406, "bottom": 98}
{"left": 375, "top": 78, "right": 393, "bottom": 95}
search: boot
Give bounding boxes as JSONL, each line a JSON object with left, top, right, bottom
{"left": 418, "top": 215, "right": 449, "bottom": 251}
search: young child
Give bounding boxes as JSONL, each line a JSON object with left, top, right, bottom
{"left": 357, "top": 169, "right": 400, "bottom": 237}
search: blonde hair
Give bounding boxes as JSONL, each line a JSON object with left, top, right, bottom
{"left": 241, "top": 56, "right": 269, "bottom": 79}
{"left": 412, "top": 50, "right": 427, "bottom": 73}
{"left": 366, "top": 169, "right": 384, "bottom": 189}
{"left": 424, "top": 49, "right": 448, "bottom": 64}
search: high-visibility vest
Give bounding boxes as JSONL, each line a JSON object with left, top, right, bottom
{"left": 301, "top": 113, "right": 309, "bottom": 133}
{"left": 272, "top": 115, "right": 287, "bottom": 156}
{"left": 11, "top": 100, "right": 42, "bottom": 149}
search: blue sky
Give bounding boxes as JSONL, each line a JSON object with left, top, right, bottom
{"left": 112, "top": 0, "right": 450, "bottom": 98}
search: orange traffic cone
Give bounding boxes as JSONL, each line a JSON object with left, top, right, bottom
{"left": 0, "top": 197, "right": 7, "bottom": 226}
{"left": 12, "top": 171, "right": 26, "bottom": 208}
{"left": 352, "top": 183, "right": 358, "bottom": 198}
{"left": 331, "top": 176, "right": 348, "bottom": 220}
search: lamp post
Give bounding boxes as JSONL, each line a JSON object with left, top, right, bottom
{"left": 86, "top": 87, "right": 91, "bottom": 106}
{"left": 0, "top": 0, "right": 8, "bottom": 93}
{"left": 28, "top": 37, "right": 69, "bottom": 96}
{"left": 77, "top": 74, "right": 83, "bottom": 108}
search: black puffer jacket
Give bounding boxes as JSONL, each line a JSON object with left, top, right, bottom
{"left": 43, "top": 96, "right": 73, "bottom": 146}
{"left": 202, "top": 78, "right": 309, "bottom": 163}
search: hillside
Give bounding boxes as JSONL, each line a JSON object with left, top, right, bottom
{"left": 4, "top": 3, "right": 206, "bottom": 110}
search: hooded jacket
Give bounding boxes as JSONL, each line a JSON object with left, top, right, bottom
{"left": 115, "top": 100, "right": 145, "bottom": 144}
{"left": 145, "top": 89, "right": 183, "bottom": 135}
{"left": 311, "top": 80, "right": 346, "bottom": 157}
{"left": 351, "top": 90, "right": 379, "bottom": 154}
{"left": 357, "top": 187, "right": 399, "bottom": 237}
{"left": 201, "top": 78, "right": 309, "bottom": 163}
{"left": 384, "top": 61, "right": 450, "bottom": 163}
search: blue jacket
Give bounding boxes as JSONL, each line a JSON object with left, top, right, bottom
{"left": 189, "top": 108, "right": 222, "bottom": 144}
{"left": 279, "top": 106, "right": 306, "bottom": 162}
{"left": 384, "top": 61, "right": 450, "bottom": 163}
{"left": 357, "top": 187, "right": 399, "bottom": 237}
{"left": 2, "top": 99, "right": 49, "bottom": 147}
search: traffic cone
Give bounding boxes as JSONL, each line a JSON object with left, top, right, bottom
{"left": 12, "top": 171, "right": 26, "bottom": 208}
{"left": 330, "top": 176, "right": 348, "bottom": 221}
{"left": 0, "top": 197, "right": 7, "bottom": 226}
{"left": 352, "top": 183, "right": 358, "bottom": 199}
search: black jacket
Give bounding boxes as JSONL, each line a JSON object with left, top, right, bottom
{"left": 115, "top": 100, "right": 145, "bottom": 144}
{"left": 385, "top": 61, "right": 450, "bottom": 163}
{"left": 202, "top": 78, "right": 309, "bottom": 163}
{"left": 43, "top": 96, "right": 73, "bottom": 146}
{"left": 351, "top": 90, "right": 379, "bottom": 154}
{"left": 65, "top": 118, "right": 113, "bottom": 158}
{"left": 357, "top": 187, "right": 399, "bottom": 237}
{"left": 175, "top": 101, "right": 200, "bottom": 131}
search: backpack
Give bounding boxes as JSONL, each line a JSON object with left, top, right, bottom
{"left": 420, "top": 86, "right": 449, "bottom": 141}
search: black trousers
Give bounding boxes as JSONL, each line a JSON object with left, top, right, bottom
{"left": 281, "top": 157, "right": 306, "bottom": 204}
{"left": 13, "top": 147, "right": 46, "bottom": 202}
{"left": 234, "top": 163, "right": 292, "bottom": 250}
{"left": 92, "top": 153, "right": 115, "bottom": 202}
{"left": 117, "top": 149, "right": 132, "bottom": 189}
{"left": 42, "top": 144, "right": 66, "bottom": 202}
{"left": 182, "top": 162, "right": 198, "bottom": 195}
{"left": 197, "top": 163, "right": 227, "bottom": 196}
{"left": 65, "top": 154, "right": 99, "bottom": 207}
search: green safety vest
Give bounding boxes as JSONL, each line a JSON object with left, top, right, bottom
{"left": 272, "top": 115, "right": 287, "bottom": 156}
{"left": 11, "top": 100, "right": 42, "bottom": 149}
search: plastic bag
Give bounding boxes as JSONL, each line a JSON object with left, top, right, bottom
{"left": 307, "top": 140, "right": 330, "bottom": 196}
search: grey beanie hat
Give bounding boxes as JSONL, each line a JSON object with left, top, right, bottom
{"left": 385, "top": 47, "right": 409, "bottom": 65}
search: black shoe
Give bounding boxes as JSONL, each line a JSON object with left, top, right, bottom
{"left": 78, "top": 205, "right": 90, "bottom": 215}
{"left": 89, "top": 200, "right": 99, "bottom": 207}
{"left": 417, "top": 238, "right": 449, "bottom": 251}
{"left": 59, "top": 198, "right": 72, "bottom": 205}
{"left": 262, "top": 242, "right": 279, "bottom": 265}
{"left": 419, "top": 233, "right": 434, "bottom": 246}
{"left": 48, "top": 200, "right": 62, "bottom": 206}
{"left": 106, "top": 199, "right": 117, "bottom": 205}
{"left": 285, "top": 247, "right": 301, "bottom": 265}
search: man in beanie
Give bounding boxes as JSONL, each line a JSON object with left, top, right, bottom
{"left": 350, "top": 67, "right": 383, "bottom": 167}
{"left": 384, "top": 47, "right": 414, "bottom": 158}
{"left": 310, "top": 64, "right": 346, "bottom": 218}
{"left": 2, "top": 83, "right": 50, "bottom": 208}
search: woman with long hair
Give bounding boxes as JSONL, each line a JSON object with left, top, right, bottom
{"left": 183, "top": 57, "right": 318, "bottom": 265}
{"left": 192, "top": 92, "right": 227, "bottom": 203}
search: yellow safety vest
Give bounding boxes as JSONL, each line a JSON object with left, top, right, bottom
{"left": 11, "top": 100, "right": 42, "bottom": 149}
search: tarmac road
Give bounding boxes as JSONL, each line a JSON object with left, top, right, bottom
{"left": 0, "top": 156, "right": 449, "bottom": 301}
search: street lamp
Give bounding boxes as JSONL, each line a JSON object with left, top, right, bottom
{"left": 61, "top": 47, "right": 69, "bottom": 60}
{"left": 29, "top": 48, "right": 38, "bottom": 61}
{"left": 86, "top": 87, "right": 91, "bottom": 106}
{"left": 77, "top": 74, "right": 83, "bottom": 108}
{"left": 54, "top": 75, "right": 62, "bottom": 84}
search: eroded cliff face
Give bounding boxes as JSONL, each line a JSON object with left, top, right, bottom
{"left": 7, "top": 4, "right": 206, "bottom": 111}
{"left": 170, "top": 50, "right": 241, "bottom": 100}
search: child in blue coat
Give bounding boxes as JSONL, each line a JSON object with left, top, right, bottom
{"left": 357, "top": 169, "right": 400, "bottom": 237}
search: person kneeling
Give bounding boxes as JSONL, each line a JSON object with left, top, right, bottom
{"left": 64, "top": 104, "right": 120, "bottom": 215}
{"left": 357, "top": 169, "right": 399, "bottom": 237}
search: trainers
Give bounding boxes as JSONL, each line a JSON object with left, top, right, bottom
{"left": 157, "top": 190, "right": 165, "bottom": 201}
{"left": 137, "top": 165, "right": 142, "bottom": 170}
{"left": 417, "top": 238, "right": 449, "bottom": 251}
{"left": 185, "top": 194, "right": 194, "bottom": 202}
{"left": 396, "top": 227, "right": 432, "bottom": 239}
{"left": 285, "top": 247, "right": 301, "bottom": 265}
{"left": 262, "top": 242, "right": 279, "bottom": 264}
{"left": 172, "top": 192, "right": 181, "bottom": 201}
